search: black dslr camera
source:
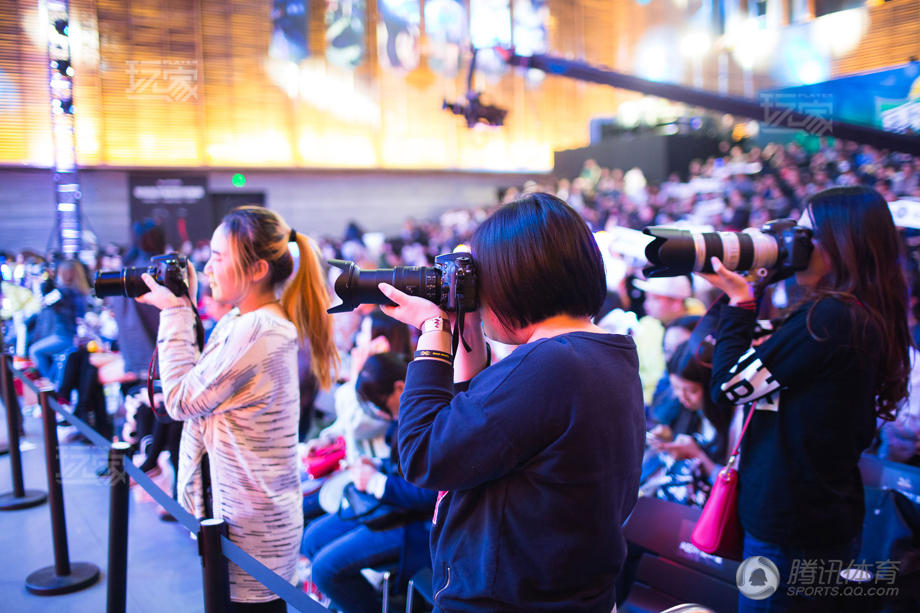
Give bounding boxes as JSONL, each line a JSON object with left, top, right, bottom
{"left": 94, "top": 253, "right": 189, "bottom": 298}
{"left": 643, "top": 218, "right": 814, "bottom": 282}
{"left": 327, "top": 252, "right": 477, "bottom": 314}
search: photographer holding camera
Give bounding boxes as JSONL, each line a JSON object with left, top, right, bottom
{"left": 377, "top": 193, "right": 645, "bottom": 612}
{"left": 135, "top": 206, "right": 338, "bottom": 612}
{"left": 702, "top": 186, "right": 912, "bottom": 612}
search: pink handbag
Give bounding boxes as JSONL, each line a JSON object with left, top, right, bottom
{"left": 305, "top": 437, "right": 347, "bottom": 479}
{"left": 691, "top": 406, "right": 756, "bottom": 560}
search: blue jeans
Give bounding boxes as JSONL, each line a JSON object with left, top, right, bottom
{"left": 301, "top": 512, "right": 404, "bottom": 613}
{"left": 739, "top": 530, "right": 862, "bottom": 613}
{"left": 29, "top": 334, "right": 73, "bottom": 383}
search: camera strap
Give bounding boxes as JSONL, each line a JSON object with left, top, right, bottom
{"left": 452, "top": 307, "right": 473, "bottom": 356}
{"left": 147, "top": 303, "right": 206, "bottom": 413}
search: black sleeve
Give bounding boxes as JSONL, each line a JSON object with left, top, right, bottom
{"left": 712, "top": 299, "right": 850, "bottom": 406}
{"left": 398, "top": 348, "right": 563, "bottom": 491}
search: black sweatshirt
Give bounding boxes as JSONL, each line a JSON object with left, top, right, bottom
{"left": 711, "top": 298, "right": 879, "bottom": 548}
{"left": 399, "top": 331, "right": 645, "bottom": 613}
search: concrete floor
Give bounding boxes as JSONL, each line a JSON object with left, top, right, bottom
{"left": 0, "top": 410, "right": 204, "bottom": 613}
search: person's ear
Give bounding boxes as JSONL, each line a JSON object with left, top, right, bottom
{"left": 387, "top": 380, "right": 405, "bottom": 418}
{"left": 250, "top": 259, "right": 270, "bottom": 285}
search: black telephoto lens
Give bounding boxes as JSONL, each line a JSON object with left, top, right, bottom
{"left": 327, "top": 260, "right": 439, "bottom": 314}
{"left": 121, "top": 268, "right": 153, "bottom": 297}
{"left": 93, "top": 267, "right": 153, "bottom": 298}
{"left": 642, "top": 227, "right": 702, "bottom": 278}
{"left": 93, "top": 270, "right": 128, "bottom": 298}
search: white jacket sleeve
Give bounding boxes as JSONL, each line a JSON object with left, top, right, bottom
{"left": 157, "top": 307, "right": 275, "bottom": 421}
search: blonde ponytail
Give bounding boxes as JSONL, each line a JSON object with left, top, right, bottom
{"left": 221, "top": 205, "right": 339, "bottom": 390}
{"left": 282, "top": 232, "right": 339, "bottom": 390}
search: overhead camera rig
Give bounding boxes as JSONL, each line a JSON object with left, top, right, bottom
{"left": 442, "top": 48, "right": 508, "bottom": 128}
{"left": 442, "top": 47, "right": 920, "bottom": 156}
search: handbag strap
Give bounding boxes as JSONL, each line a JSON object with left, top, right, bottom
{"left": 726, "top": 403, "right": 757, "bottom": 467}
{"left": 339, "top": 482, "right": 383, "bottom": 520}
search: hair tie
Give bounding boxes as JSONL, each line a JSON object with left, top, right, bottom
{"left": 288, "top": 229, "right": 297, "bottom": 243}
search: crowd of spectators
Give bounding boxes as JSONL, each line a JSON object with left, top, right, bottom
{"left": 2, "top": 135, "right": 920, "bottom": 611}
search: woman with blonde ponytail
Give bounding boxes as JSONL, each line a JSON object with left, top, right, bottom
{"left": 137, "top": 206, "right": 337, "bottom": 612}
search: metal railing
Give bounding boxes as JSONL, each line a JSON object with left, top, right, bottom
{"left": 1, "top": 352, "right": 330, "bottom": 612}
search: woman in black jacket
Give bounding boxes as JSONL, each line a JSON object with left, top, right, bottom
{"left": 704, "top": 186, "right": 912, "bottom": 612}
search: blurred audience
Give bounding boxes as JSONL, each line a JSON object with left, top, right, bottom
{"left": 301, "top": 353, "right": 436, "bottom": 613}
{"left": 28, "top": 258, "right": 89, "bottom": 383}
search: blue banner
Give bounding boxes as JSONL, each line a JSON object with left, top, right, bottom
{"left": 762, "top": 62, "right": 920, "bottom": 134}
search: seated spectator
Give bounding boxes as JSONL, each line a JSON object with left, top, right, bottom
{"left": 619, "top": 340, "right": 739, "bottom": 608}
{"left": 878, "top": 347, "right": 920, "bottom": 466}
{"left": 646, "top": 314, "right": 701, "bottom": 428}
{"left": 642, "top": 340, "right": 738, "bottom": 507}
{"left": 301, "top": 309, "right": 412, "bottom": 521}
{"left": 301, "top": 353, "right": 436, "bottom": 613}
{"left": 58, "top": 345, "right": 112, "bottom": 440}
{"left": 630, "top": 275, "right": 703, "bottom": 404}
{"left": 308, "top": 309, "right": 412, "bottom": 462}
{"left": 29, "top": 258, "right": 88, "bottom": 383}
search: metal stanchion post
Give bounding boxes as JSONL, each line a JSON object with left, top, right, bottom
{"left": 199, "top": 518, "right": 231, "bottom": 613}
{"left": 106, "top": 442, "right": 131, "bottom": 613}
{"left": 0, "top": 353, "right": 47, "bottom": 510}
{"left": 25, "top": 387, "right": 100, "bottom": 595}
{"left": 381, "top": 570, "right": 390, "bottom": 613}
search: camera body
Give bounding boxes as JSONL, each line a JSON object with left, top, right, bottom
{"left": 643, "top": 218, "right": 814, "bottom": 281}
{"left": 94, "top": 253, "right": 189, "bottom": 298}
{"left": 433, "top": 252, "right": 477, "bottom": 313}
{"left": 758, "top": 219, "right": 814, "bottom": 280}
{"left": 327, "top": 252, "right": 478, "bottom": 314}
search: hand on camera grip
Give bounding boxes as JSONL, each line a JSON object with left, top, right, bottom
{"left": 378, "top": 283, "right": 448, "bottom": 330}
{"left": 699, "top": 257, "right": 755, "bottom": 306}
{"left": 136, "top": 273, "right": 189, "bottom": 311}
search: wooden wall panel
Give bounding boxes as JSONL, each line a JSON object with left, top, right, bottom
{"left": 2, "top": 0, "right": 918, "bottom": 172}
{"left": 0, "top": 2, "right": 55, "bottom": 165}
{"left": 834, "top": 0, "right": 920, "bottom": 75}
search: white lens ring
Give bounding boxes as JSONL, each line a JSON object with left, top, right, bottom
{"left": 691, "top": 232, "right": 708, "bottom": 272}
{"left": 718, "top": 232, "right": 741, "bottom": 271}
{"left": 744, "top": 230, "right": 778, "bottom": 270}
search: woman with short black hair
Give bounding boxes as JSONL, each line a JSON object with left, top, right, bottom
{"left": 379, "top": 192, "right": 645, "bottom": 612}
{"left": 470, "top": 192, "right": 608, "bottom": 332}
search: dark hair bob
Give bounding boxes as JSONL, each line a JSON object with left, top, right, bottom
{"left": 356, "top": 352, "right": 411, "bottom": 416}
{"left": 470, "top": 192, "right": 606, "bottom": 330}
